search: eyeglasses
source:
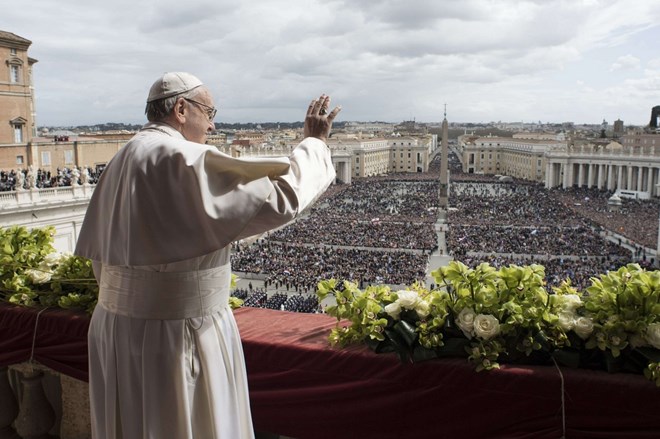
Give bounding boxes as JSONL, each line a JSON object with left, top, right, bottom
{"left": 184, "top": 98, "right": 217, "bottom": 121}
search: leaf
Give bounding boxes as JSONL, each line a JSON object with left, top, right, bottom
{"left": 393, "top": 320, "right": 418, "bottom": 346}
{"left": 384, "top": 328, "right": 411, "bottom": 363}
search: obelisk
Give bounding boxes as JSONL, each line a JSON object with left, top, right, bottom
{"left": 439, "top": 104, "right": 449, "bottom": 208}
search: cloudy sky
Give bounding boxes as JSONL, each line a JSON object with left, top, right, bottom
{"left": 4, "top": 0, "right": 660, "bottom": 126}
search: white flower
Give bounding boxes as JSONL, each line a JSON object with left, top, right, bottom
{"left": 558, "top": 294, "right": 582, "bottom": 313}
{"left": 645, "top": 323, "right": 660, "bottom": 349}
{"left": 395, "top": 290, "right": 419, "bottom": 309}
{"left": 473, "top": 314, "right": 500, "bottom": 340}
{"left": 558, "top": 311, "right": 576, "bottom": 331}
{"left": 43, "top": 252, "right": 67, "bottom": 267}
{"left": 573, "top": 316, "right": 594, "bottom": 340}
{"left": 384, "top": 302, "right": 402, "bottom": 320}
{"left": 456, "top": 308, "right": 476, "bottom": 338}
{"left": 25, "top": 268, "right": 51, "bottom": 284}
{"left": 415, "top": 300, "right": 430, "bottom": 319}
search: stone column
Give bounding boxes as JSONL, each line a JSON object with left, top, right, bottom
{"left": 626, "top": 165, "right": 633, "bottom": 190}
{"left": 14, "top": 371, "right": 56, "bottom": 439}
{"left": 598, "top": 164, "right": 605, "bottom": 190}
{"left": 638, "top": 166, "right": 644, "bottom": 192}
{"left": 617, "top": 165, "right": 624, "bottom": 191}
{"left": 545, "top": 162, "right": 553, "bottom": 189}
{"left": 578, "top": 163, "right": 585, "bottom": 188}
{"left": 608, "top": 164, "right": 614, "bottom": 191}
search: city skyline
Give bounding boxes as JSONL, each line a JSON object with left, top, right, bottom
{"left": 3, "top": 0, "right": 660, "bottom": 127}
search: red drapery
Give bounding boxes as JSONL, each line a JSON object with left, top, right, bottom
{"left": 2, "top": 303, "right": 659, "bottom": 438}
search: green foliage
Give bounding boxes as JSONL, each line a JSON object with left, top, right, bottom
{"left": 1, "top": 226, "right": 98, "bottom": 313}
{"left": 2, "top": 226, "right": 243, "bottom": 314}
{"left": 317, "top": 260, "right": 660, "bottom": 386}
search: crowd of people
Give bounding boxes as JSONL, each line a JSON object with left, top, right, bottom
{"left": 231, "top": 241, "right": 428, "bottom": 293}
{"left": 225, "top": 148, "right": 657, "bottom": 313}
{"left": 448, "top": 223, "right": 631, "bottom": 258}
{"left": 551, "top": 187, "right": 660, "bottom": 249}
{"left": 0, "top": 166, "right": 102, "bottom": 191}
{"left": 313, "top": 178, "right": 441, "bottom": 224}
{"left": 268, "top": 214, "right": 437, "bottom": 250}
{"left": 11, "top": 148, "right": 652, "bottom": 312}
{"left": 231, "top": 288, "right": 322, "bottom": 313}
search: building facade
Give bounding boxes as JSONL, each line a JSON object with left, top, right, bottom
{"left": 544, "top": 141, "right": 660, "bottom": 198}
{"left": 0, "top": 138, "right": 124, "bottom": 172}
{"left": 0, "top": 30, "right": 37, "bottom": 145}
{"left": 460, "top": 136, "right": 565, "bottom": 182}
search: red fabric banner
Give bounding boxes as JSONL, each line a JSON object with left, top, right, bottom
{"left": 2, "top": 303, "right": 659, "bottom": 438}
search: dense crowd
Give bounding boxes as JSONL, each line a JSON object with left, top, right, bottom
{"left": 449, "top": 183, "right": 595, "bottom": 227}
{"left": 231, "top": 241, "right": 428, "bottom": 293}
{"left": 232, "top": 288, "right": 321, "bottom": 313}
{"left": 313, "top": 179, "right": 440, "bottom": 224}
{"left": 268, "top": 215, "right": 437, "bottom": 250}
{"left": 551, "top": 187, "right": 660, "bottom": 249}
{"left": 0, "top": 166, "right": 102, "bottom": 191}
{"left": 230, "top": 147, "right": 656, "bottom": 313}
{"left": 448, "top": 224, "right": 631, "bottom": 259}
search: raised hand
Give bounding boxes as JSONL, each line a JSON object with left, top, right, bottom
{"left": 304, "top": 94, "right": 341, "bottom": 143}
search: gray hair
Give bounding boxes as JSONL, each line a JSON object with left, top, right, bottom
{"left": 145, "top": 87, "right": 203, "bottom": 122}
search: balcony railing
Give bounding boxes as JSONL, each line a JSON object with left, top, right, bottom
{"left": 0, "top": 185, "right": 95, "bottom": 210}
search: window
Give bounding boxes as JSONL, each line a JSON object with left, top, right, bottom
{"left": 64, "top": 150, "right": 74, "bottom": 165}
{"left": 41, "top": 151, "right": 51, "bottom": 166}
{"left": 10, "top": 65, "right": 20, "bottom": 83}
{"left": 13, "top": 125, "right": 23, "bottom": 143}
{"left": 16, "top": 155, "right": 24, "bottom": 165}
{"left": 10, "top": 48, "right": 17, "bottom": 55}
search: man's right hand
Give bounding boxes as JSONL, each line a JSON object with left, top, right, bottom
{"left": 304, "top": 94, "right": 341, "bottom": 143}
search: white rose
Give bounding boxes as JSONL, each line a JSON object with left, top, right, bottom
{"left": 645, "top": 323, "right": 660, "bottom": 349}
{"left": 573, "top": 316, "right": 594, "bottom": 340}
{"left": 473, "top": 314, "right": 500, "bottom": 340}
{"left": 26, "top": 268, "right": 52, "bottom": 284}
{"left": 559, "top": 294, "right": 582, "bottom": 313}
{"left": 384, "top": 302, "right": 402, "bottom": 320}
{"left": 43, "top": 252, "right": 66, "bottom": 267}
{"left": 557, "top": 311, "right": 576, "bottom": 331}
{"left": 396, "top": 290, "right": 419, "bottom": 309}
{"left": 456, "top": 308, "right": 476, "bottom": 337}
{"left": 415, "top": 300, "right": 430, "bottom": 319}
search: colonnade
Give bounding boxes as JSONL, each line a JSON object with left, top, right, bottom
{"left": 545, "top": 161, "right": 660, "bottom": 197}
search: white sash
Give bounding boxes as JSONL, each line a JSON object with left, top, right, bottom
{"left": 98, "top": 264, "right": 231, "bottom": 319}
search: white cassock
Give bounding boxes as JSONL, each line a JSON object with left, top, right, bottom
{"left": 75, "top": 122, "right": 335, "bottom": 439}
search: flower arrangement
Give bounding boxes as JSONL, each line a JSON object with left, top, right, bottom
{"left": 1, "top": 226, "right": 98, "bottom": 313}
{"left": 0, "top": 226, "right": 244, "bottom": 313}
{"left": 317, "top": 260, "right": 660, "bottom": 386}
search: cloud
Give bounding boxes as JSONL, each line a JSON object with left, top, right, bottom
{"left": 6, "top": 0, "right": 660, "bottom": 125}
{"left": 610, "top": 55, "right": 641, "bottom": 71}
